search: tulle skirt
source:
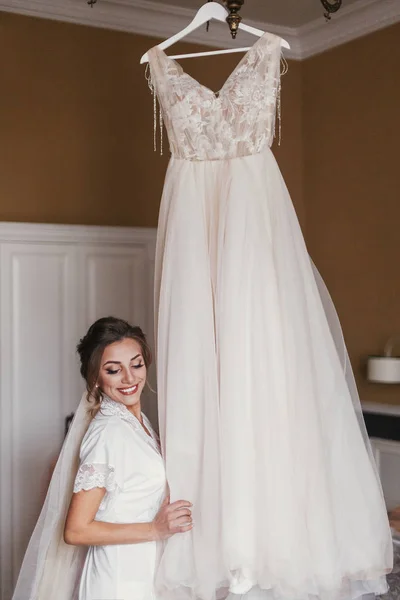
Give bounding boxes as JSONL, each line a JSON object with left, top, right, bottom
{"left": 154, "top": 148, "right": 393, "bottom": 600}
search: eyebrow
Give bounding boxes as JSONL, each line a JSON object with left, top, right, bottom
{"left": 103, "top": 354, "right": 142, "bottom": 367}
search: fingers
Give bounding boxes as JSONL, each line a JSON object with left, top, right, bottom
{"left": 170, "top": 511, "right": 193, "bottom": 526}
{"left": 161, "top": 511, "right": 193, "bottom": 538}
{"left": 171, "top": 508, "right": 191, "bottom": 519}
{"left": 159, "top": 499, "right": 194, "bottom": 538}
{"left": 167, "top": 499, "right": 192, "bottom": 511}
{"left": 170, "top": 517, "right": 193, "bottom": 532}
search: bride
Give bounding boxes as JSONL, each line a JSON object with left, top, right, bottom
{"left": 12, "top": 316, "right": 192, "bottom": 600}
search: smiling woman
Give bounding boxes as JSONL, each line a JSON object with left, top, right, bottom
{"left": 12, "top": 316, "right": 193, "bottom": 600}
{"left": 77, "top": 318, "right": 153, "bottom": 419}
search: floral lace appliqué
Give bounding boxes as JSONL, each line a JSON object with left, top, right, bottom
{"left": 74, "top": 462, "right": 116, "bottom": 493}
{"left": 147, "top": 32, "right": 286, "bottom": 162}
{"left": 74, "top": 463, "right": 119, "bottom": 511}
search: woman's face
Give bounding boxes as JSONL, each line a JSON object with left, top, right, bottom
{"left": 97, "top": 337, "right": 147, "bottom": 410}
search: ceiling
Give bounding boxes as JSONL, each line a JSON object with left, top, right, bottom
{"left": 154, "top": 0, "right": 362, "bottom": 29}
{"left": 0, "top": 0, "right": 398, "bottom": 59}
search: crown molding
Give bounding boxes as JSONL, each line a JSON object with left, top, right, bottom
{"left": 0, "top": 0, "right": 301, "bottom": 57}
{"left": 0, "top": 0, "right": 399, "bottom": 60}
{"left": 297, "top": 0, "right": 400, "bottom": 59}
{"left": 0, "top": 221, "right": 157, "bottom": 246}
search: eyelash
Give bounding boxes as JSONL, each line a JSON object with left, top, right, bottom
{"left": 106, "top": 363, "right": 144, "bottom": 375}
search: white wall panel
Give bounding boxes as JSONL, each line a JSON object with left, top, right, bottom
{"left": 0, "top": 243, "right": 79, "bottom": 599}
{"left": 84, "top": 246, "right": 148, "bottom": 330}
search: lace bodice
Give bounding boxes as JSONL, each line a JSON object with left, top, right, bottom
{"left": 147, "top": 32, "right": 284, "bottom": 162}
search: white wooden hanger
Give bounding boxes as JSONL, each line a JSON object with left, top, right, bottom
{"left": 140, "top": 1, "right": 290, "bottom": 64}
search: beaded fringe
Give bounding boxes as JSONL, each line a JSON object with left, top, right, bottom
{"left": 275, "top": 53, "right": 289, "bottom": 146}
{"left": 145, "top": 64, "right": 163, "bottom": 156}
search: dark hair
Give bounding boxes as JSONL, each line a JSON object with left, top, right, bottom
{"left": 77, "top": 317, "right": 152, "bottom": 414}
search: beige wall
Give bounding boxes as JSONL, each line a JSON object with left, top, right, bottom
{"left": 0, "top": 13, "right": 303, "bottom": 227}
{"left": 1, "top": 12, "right": 399, "bottom": 405}
{"left": 304, "top": 23, "right": 400, "bottom": 404}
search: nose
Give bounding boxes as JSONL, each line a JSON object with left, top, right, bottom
{"left": 121, "top": 367, "right": 135, "bottom": 384}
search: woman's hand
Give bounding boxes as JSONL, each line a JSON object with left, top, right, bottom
{"left": 151, "top": 496, "right": 193, "bottom": 540}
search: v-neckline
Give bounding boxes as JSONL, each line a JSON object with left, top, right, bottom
{"left": 152, "top": 30, "right": 273, "bottom": 99}
{"left": 100, "top": 396, "right": 162, "bottom": 456}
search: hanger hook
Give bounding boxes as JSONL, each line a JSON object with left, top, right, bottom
{"left": 224, "top": 0, "right": 244, "bottom": 39}
{"left": 206, "top": 0, "right": 212, "bottom": 32}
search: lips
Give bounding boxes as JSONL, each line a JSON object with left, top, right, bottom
{"left": 118, "top": 385, "right": 139, "bottom": 396}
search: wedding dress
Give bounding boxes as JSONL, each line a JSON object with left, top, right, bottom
{"left": 148, "top": 32, "right": 393, "bottom": 600}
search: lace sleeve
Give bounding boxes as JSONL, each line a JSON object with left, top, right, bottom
{"left": 74, "top": 419, "right": 126, "bottom": 504}
{"left": 73, "top": 463, "right": 117, "bottom": 493}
